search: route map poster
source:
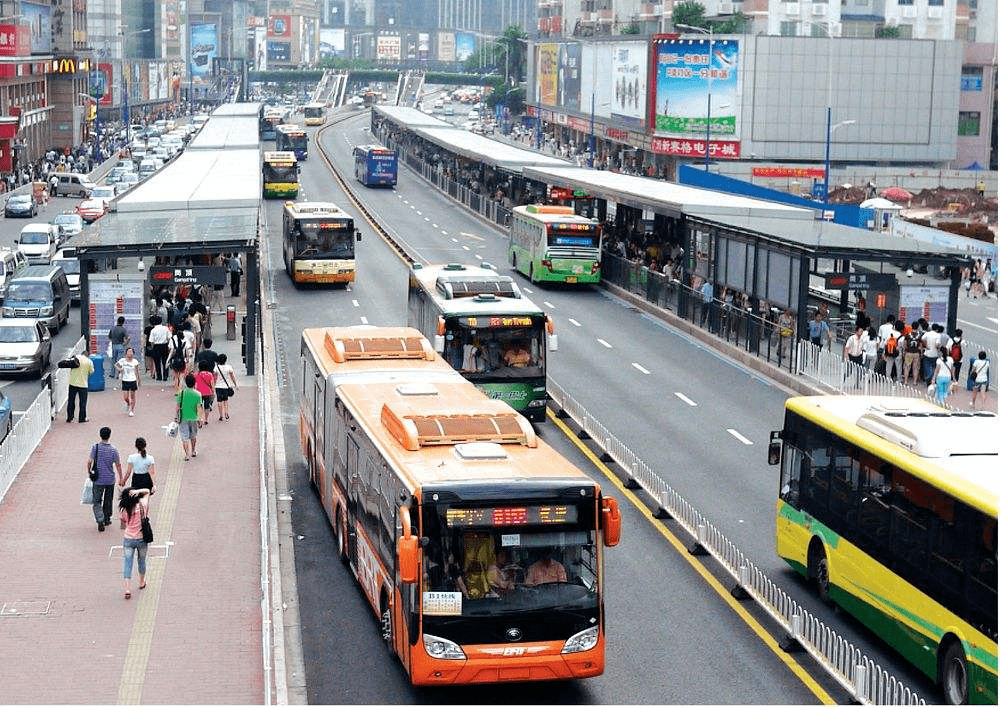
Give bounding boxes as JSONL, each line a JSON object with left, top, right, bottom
{"left": 898, "top": 284, "right": 949, "bottom": 327}
{"left": 87, "top": 275, "right": 147, "bottom": 366}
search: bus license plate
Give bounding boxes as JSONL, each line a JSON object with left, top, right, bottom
{"left": 566, "top": 276, "right": 577, "bottom": 283}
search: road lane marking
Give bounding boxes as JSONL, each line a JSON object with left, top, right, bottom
{"left": 475, "top": 254, "right": 483, "bottom": 260}
{"left": 568, "top": 318, "right": 581, "bottom": 327}
{"left": 543, "top": 301, "right": 555, "bottom": 309}
{"left": 432, "top": 223, "right": 439, "bottom": 228}
{"left": 597, "top": 338, "right": 613, "bottom": 349}
{"left": 461, "top": 232, "right": 485, "bottom": 241}
{"left": 548, "top": 410, "right": 835, "bottom": 705}
{"left": 352, "top": 299, "right": 360, "bottom": 307}
{"left": 727, "top": 428, "right": 754, "bottom": 445}
{"left": 675, "top": 392, "right": 698, "bottom": 406}
{"left": 462, "top": 245, "right": 470, "bottom": 251}
{"left": 957, "top": 318, "right": 998, "bottom": 334}
{"left": 632, "top": 362, "right": 650, "bottom": 375}
{"left": 360, "top": 316, "right": 368, "bottom": 324}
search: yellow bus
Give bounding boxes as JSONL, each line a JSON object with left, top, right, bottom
{"left": 262, "top": 151, "right": 299, "bottom": 199}
{"left": 768, "top": 396, "right": 997, "bottom": 704}
{"left": 302, "top": 102, "right": 326, "bottom": 126}
{"left": 281, "top": 201, "right": 361, "bottom": 285}
{"left": 299, "top": 326, "right": 621, "bottom": 686}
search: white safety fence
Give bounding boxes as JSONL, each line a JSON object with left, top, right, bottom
{"left": 547, "top": 377, "right": 926, "bottom": 706}
{"left": 0, "top": 338, "right": 83, "bottom": 503}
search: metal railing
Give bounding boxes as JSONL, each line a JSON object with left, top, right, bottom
{"left": 547, "top": 378, "right": 925, "bottom": 705}
{"left": 0, "top": 337, "right": 83, "bottom": 503}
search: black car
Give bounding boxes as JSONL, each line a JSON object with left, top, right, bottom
{"left": 4, "top": 194, "right": 37, "bottom": 218}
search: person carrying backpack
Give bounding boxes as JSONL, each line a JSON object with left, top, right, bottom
{"left": 901, "top": 322, "right": 922, "bottom": 385}
{"left": 167, "top": 330, "right": 189, "bottom": 393}
{"left": 948, "top": 329, "right": 964, "bottom": 382}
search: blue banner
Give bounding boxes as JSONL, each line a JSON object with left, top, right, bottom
{"left": 190, "top": 23, "right": 217, "bottom": 77}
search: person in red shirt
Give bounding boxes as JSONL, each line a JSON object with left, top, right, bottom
{"left": 525, "top": 548, "right": 567, "bottom": 586}
{"left": 119, "top": 487, "right": 152, "bottom": 599}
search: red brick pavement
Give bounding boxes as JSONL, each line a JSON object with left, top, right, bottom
{"left": 0, "top": 368, "right": 263, "bottom": 704}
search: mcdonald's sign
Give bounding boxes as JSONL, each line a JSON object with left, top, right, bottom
{"left": 53, "top": 57, "right": 79, "bottom": 74}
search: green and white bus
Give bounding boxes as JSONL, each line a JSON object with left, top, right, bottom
{"left": 407, "top": 262, "right": 557, "bottom": 422}
{"left": 509, "top": 204, "right": 602, "bottom": 284}
{"left": 768, "top": 396, "right": 997, "bottom": 705}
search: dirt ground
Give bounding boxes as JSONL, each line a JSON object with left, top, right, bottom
{"left": 828, "top": 185, "right": 997, "bottom": 225}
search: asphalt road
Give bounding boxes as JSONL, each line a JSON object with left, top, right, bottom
{"left": 266, "top": 109, "right": 944, "bottom": 704}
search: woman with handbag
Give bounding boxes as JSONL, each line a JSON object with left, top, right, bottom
{"left": 213, "top": 353, "right": 238, "bottom": 422}
{"left": 118, "top": 487, "right": 152, "bottom": 599}
{"left": 120, "top": 437, "right": 156, "bottom": 495}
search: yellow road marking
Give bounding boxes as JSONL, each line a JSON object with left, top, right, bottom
{"left": 548, "top": 408, "right": 836, "bottom": 704}
{"left": 117, "top": 438, "right": 186, "bottom": 704}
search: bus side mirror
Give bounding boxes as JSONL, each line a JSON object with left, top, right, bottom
{"left": 397, "top": 534, "right": 419, "bottom": 584}
{"left": 355, "top": 229, "right": 362, "bottom": 242}
{"left": 601, "top": 497, "right": 621, "bottom": 547}
{"left": 767, "top": 430, "right": 782, "bottom": 466}
{"left": 548, "top": 333, "right": 558, "bottom": 352}
{"left": 433, "top": 334, "right": 445, "bottom": 353}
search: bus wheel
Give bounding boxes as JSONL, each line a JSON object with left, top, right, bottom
{"left": 940, "top": 641, "right": 969, "bottom": 705}
{"left": 808, "top": 541, "right": 832, "bottom": 604}
{"left": 334, "top": 508, "right": 348, "bottom": 564}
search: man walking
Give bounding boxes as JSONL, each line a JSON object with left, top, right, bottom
{"left": 175, "top": 373, "right": 203, "bottom": 461}
{"left": 87, "top": 426, "right": 122, "bottom": 532}
{"left": 226, "top": 253, "right": 243, "bottom": 297}
{"left": 67, "top": 345, "right": 94, "bottom": 423}
{"left": 108, "top": 316, "right": 129, "bottom": 380}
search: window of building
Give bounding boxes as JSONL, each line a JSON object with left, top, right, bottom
{"left": 927, "top": 0, "right": 944, "bottom": 5}
{"left": 958, "top": 111, "right": 981, "bottom": 136}
{"left": 897, "top": 24, "right": 913, "bottom": 37}
{"left": 897, "top": 0, "right": 913, "bottom": 4}
{"left": 780, "top": 21, "right": 798, "bottom": 35}
{"left": 961, "top": 65, "right": 983, "bottom": 91}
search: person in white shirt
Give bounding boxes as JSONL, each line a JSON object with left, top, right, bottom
{"left": 148, "top": 316, "right": 171, "bottom": 382}
{"left": 969, "top": 351, "right": 991, "bottom": 409}
{"left": 115, "top": 347, "right": 142, "bottom": 416}
{"left": 844, "top": 325, "right": 868, "bottom": 387}
{"left": 920, "top": 324, "right": 942, "bottom": 382}
{"left": 876, "top": 315, "right": 896, "bottom": 356}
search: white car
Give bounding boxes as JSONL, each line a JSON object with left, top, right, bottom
{"left": 90, "top": 185, "right": 116, "bottom": 203}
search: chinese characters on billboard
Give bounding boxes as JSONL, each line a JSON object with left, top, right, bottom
{"left": 189, "top": 23, "right": 217, "bottom": 77}
{"left": 537, "top": 44, "right": 558, "bottom": 107}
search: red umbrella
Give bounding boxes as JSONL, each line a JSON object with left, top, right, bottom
{"left": 881, "top": 186, "right": 912, "bottom": 202}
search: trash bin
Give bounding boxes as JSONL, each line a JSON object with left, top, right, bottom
{"left": 226, "top": 305, "right": 237, "bottom": 340}
{"left": 88, "top": 354, "right": 105, "bottom": 391}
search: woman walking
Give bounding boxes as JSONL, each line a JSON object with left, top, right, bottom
{"left": 115, "top": 347, "right": 142, "bottom": 416}
{"left": 120, "top": 437, "right": 156, "bottom": 494}
{"left": 167, "top": 327, "right": 190, "bottom": 393}
{"left": 932, "top": 347, "right": 954, "bottom": 405}
{"left": 118, "top": 486, "right": 152, "bottom": 599}
{"left": 213, "top": 353, "right": 238, "bottom": 421}
{"left": 194, "top": 361, "right": 215, "bottom": 425}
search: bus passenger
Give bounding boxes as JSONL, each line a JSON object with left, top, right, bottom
{"left": 525, "top": 548, "right": 567, "bottom": 586}
{"left": 503, "top": 343, "right": 532, "bottom": 368}
{"left": 487, "top": 549, "right": 516, "bottom": 595}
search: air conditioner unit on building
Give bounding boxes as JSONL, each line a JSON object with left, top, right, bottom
{"left": 812, "top": 3, "right": 827, "bottom": 15}
{"left": 900, "top": 5, "right": 915, "bottom": 16}
{"left": 927, "top": 5, "right": 943, "bottom": 17}
{"left": 785, "top": 3, "right": 800, "bottom": 15}
{"left": 719, "top": 2, "right": 734, "bottom": 14}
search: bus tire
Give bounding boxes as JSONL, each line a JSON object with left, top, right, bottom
{"left": 334, "top": 507, "right": 348, "bottom": 565}
{"left": 940, "top": 640, "right": 969, "bottom": 705}
{"left": 808, "top": 540, "right": 832, "bottom": 604}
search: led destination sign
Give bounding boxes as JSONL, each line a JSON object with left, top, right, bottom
{"left": 446, "top": 505, "right": 578, "bottom": 528}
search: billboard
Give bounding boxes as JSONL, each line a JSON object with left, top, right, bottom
{"left": 22, "top": 1, "right": 51, "bottom": 54}
{"left": 653, "top": 38, "right": 740, "bottom": 140}
{"left": 189, "top": 23, "right": 218, "bottom": 77}
{"left": 455, "top": 32, "right": 475, "bottom": 61}
{"left": 95, "top": 63, "right": 113, "bottom": 105}
{"left": 418, "top": 33, "right": 429, "bottom": 61}
{"left": 0, "top": 23, "right": 30, "bottom": 57}
{"left": 320, "top": 28, "right": 345, "bottom": 58}
{"left": 268, "top": 15, "right": 291, "bottom": 38}
{"left": 557, "top": 43, "right": 581, "bottom": 111}
{"left": 376, "top": 35, "right": 400, "bottom": 61}
{"left": 267, "top": 41, "right": 290, "bottom": 63}
{"left": 437, "top": 31, "right": 455, "bottom": 62}
{"left": 537, "top": 43, "right": 558, "bottom": 107}
{"left": 611, "top": 43, "right": 647, "bottom": 126}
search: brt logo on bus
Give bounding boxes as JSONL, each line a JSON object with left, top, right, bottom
{"left": 481, "top": 386, "right": 530, "bottom": 402}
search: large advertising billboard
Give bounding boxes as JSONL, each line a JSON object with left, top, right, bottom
{"left": 557, "top": 43, "right": 581, "bottom": 111}
{"left": 437, "top": 31, "right": 455, "bottom": 62}
{"left": 611, "top": 43, "right": 647, "bottom": 126}
{"left": 455, "top": 32, "right": 475, "bottom": 61}
{"left": 93, "top": 63, "right": 113, "bottom": 105}
{"left": 268, "top": 15, "right": 291, "bottom": 38}
{"left": 22, "top": 1, "right": 51, "bottom": 54}
{"left": 377, "top": 35, "right": 400, "bottom": 61}
{"left": 537, "top": 43, "right": 558, "bottom": 107}
{"left": 654, "top": 38, "right": 739, "bottom": 139}
{"left": 189, "top": 23, "right": 218, "bottom": 77}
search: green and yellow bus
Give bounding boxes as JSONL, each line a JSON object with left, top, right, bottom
{"left": 262, "top": 151, "right": 299, "bottom": 199}
{"left": 768, "top": 396, "right": 997, "bottom": 704}
{"left": 407, "top": 263, "right": 557, "bottom": 423}
{"left": 509, "top": 205, "right": 601, "bottom": 285}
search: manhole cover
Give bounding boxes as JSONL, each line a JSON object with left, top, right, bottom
{"left": 1, "top": 601, "right": 51, "bottom": 617}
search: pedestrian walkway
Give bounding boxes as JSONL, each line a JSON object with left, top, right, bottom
{"left": 0, "top": 336, "right": 264, "bottom": 703}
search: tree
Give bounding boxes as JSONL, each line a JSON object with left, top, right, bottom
{"left": 671, "top": 1, "right": 707, "bottom": 29}
{"left": 875, "top": 25, "right": 901, "bottom": 38}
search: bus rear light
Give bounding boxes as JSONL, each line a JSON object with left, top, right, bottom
{"left": 541, "top": 259, "right": 553, "bottom": 271}
{"left": 591, "top": 262, "right": 600, "bottom": 274}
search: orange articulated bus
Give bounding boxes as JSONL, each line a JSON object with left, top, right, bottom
{"left": 299, "top": 326, "right": 621, "bottom": 685}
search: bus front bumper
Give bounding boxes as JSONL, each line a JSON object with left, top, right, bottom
{"left": 410, "top": 641, "right": 604, "bottom": 685}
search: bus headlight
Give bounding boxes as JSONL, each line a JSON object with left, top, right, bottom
{"left": 561, "top": 626, "right": 599, "bottom": 654}
{"left": 423, "top": 633, "right": 466, "bottom": 660}
{"left": 527, "top": 398, "right": 545, "bottom": 408}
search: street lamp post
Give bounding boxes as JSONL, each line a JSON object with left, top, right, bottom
{"left": 588, "top": 93, "right": 595, "bottom": 168}
{"left": 675, "top": 23, "right": 713, "bottom": 170}
{"left": 824, "top": 114, "right": 856, "bottom": 203}
{"left": 119, "top": 29, "right": 151, "bottom": 147}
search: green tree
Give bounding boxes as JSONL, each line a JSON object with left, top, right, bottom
{"left": 671, "top": 1, "right": 707, "bottom": 29}
{"left": 875, "top": 25, "right": 901, "bottom": 38}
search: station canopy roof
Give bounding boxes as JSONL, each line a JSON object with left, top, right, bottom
{"left": 411, "top": 127, "right": 571, "bottom": 172}
{"left": 521, "top": 166, "right": 814, "bottom": 221}
{"left": 374, "top": 105, "right": 455, "bottom": 130}
{"left": 187, "top": 103, "right": 261, "bottom": 150}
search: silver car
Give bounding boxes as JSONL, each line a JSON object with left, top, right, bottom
{"left": 0, "top": 318, "right": 52, "bottom": 378}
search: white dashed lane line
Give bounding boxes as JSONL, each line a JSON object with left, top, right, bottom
{"left": 632, "top": 362, "right": 650, "bottom": 375}
{"left": 675, "top": 392, "right": 698, "bottom": 407}
{"left": 597, "top": 338, "right": 613, "bottom": 349}
{"left": 360, "top": 316, "right": 368, "bottom": 324}
{"left": 727, "top": 429, "right": 754, "bottom": 445}
{"left": 352, "top": 300, "right": 360, "bottom": 308}
{"left": 568, "top": 318, "right": 581, "bottom": 327}
{"left": 543, "top": 301, "right": 555, "bottom": 309}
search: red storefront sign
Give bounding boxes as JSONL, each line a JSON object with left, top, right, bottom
{"left": 0, "top": 24, "right": 30, "bottom": 57}
{"left": 651, "top": 136, "right": 741, "bottom": 159}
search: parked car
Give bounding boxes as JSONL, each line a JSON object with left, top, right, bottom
{"left": 0, "top": 318, "right": 52, "bottom": 378}
{"left": 0, "top": 389, "right": 11, "bottom": 443}
{"left": 117, "top": 172, "right": 140, "bottom": 192}
{"left": 4, "top": 194, "right": 37, "bottom": 218}
{"left": 50, "top": 213, "right": 84, "bottom": 239}
{"left": 76, "top": 198, "right": 108, "bottom": 223}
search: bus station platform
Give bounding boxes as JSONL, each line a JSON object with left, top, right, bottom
{"left": 0, "top": 332, "right": 267, "bottom": 703}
